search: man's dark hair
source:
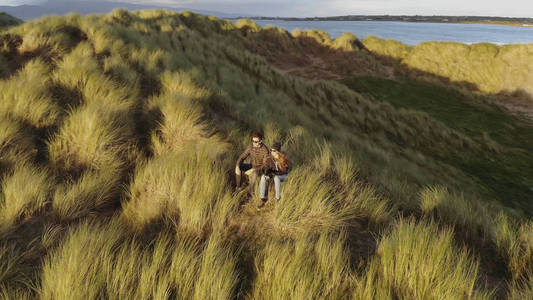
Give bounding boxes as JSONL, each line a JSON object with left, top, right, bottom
{"left": 250, "top": 132, "right": 263, "bottom": 140}
{"left": 272, "top": 142, "right": 282, "bottom": 151}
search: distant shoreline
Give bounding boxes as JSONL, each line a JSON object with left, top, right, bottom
{"left": 240, "top": 15, "right": 533, "bottom": 28}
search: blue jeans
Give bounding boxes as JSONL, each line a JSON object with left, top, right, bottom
{"left": 259, "top": 174, "right": 288, "bottom": 201}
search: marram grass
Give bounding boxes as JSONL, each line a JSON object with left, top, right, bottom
{"left": 0, "top": 163, "right": 53, "bottom": 231}
{"left": 363, "top": 35, "right": 533, "bottom": 94}
{"left": 249, "top": 231, "right": 350, "bottom": 299}
{"left": 0, "top": 59, "right": 61, "bottom": 128}
{"left": 354, "top": 219, "right": 493, "bottom": 299}
{"left": 40, "top": 219, "right": 238, "bottom": 299}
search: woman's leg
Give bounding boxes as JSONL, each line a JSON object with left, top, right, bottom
{"left": 274, "top": 175, "right": 288, "bottom": 201}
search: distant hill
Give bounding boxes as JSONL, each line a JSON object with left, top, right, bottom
{"left": 0, "top": 12, "right": 22, "bottom": 28}
{"left": 0, "top": 1, "right": 246, "bottom": 20}
{"left": 251, "top": 15, "right": 533, "bottom": 26}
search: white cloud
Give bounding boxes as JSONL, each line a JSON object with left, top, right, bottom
{"left": 2, "top": 0, "right": 532, "bottom": 17}
{"left": 169, "top": 0, "right": 533, "bottom": 17}
{"left": 0, "top": 0, "right": 45, "bottom": 5}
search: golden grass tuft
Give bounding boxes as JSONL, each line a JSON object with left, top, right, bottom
{"left": 0, "top": 163, "right": 53, "bottom": 231}
{"left": 419, "top": 185, "right": 494, "bottom": 232}
{"left": 508, "top": 272, "right": 533, "bottom": 300}
{"left": 354, "top": 219, "right": 491, "bottom": 299}
{"left": 273, "top": 144, "right": 391, "bottom": 232}
{"left": 0, "top": 59, "right": 61, "bottom": 128}
{"left": 52, "top": 168, "right": 122, "bottom": 221}
{"left": 364, "top": 36, "right": 533, "bottom": 94}
{"left": 234, "top": 19, "right": 261, "bottom": 32}
{"left": 363, "top": 35, "right": 413, "bottom": 60}
{"left": 0, "top": 119, "right": 36, "bottom": 166}
{"left": 292, "top": 28, "right": 333, "bottom": 46}
{"left": 40, "top": 219, "right": 125, "bottom": 300}
{"left": 491, "top": 214, "right": 533, "bottom": 281}
{"left": 122, "top": 147, "right": 236, "bottom": 233}
{"left": 0, "top": 242, "right": 37, "bottom": 296}
{"left": 331, "top": 32, "right": 361, "bottom": 51}
{"left": 52, "top": 41, "right": 100, "bottom": 90}
{"left": 250, "top": 232, "right": 350, "bottom": 299}
{"left": 40, "top": 218, "right": 238, "bottom": 299}
{"left": 16, "top": 15, "right": 84, "bottom": 55}
{"left": 47, "top": 101, "right": 134, "bottom": 173}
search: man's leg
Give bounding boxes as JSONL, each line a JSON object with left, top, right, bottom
{"left": 245, "top": 168, "right": 257, "bottom": 196}
{"left": 235, "top": 165, "right": 242, "bottom": 188}
{"left": 259, "top": 175, "right": 269, "bottom": 200}
{"left": 236, "top": 164, "right": 252, "bottom": 190}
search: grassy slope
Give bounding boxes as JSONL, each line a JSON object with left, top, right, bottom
{"left": 0, "top": 10, "right": 532, "bottom": 299}
{"left": 343, "top": 76, "right": 533, "bottom": 212}
{"left": 233, "top": 21, "right": 533, "bottom": 213}
{"left": 362, "top": 36, "right": 533, "bottom": 95}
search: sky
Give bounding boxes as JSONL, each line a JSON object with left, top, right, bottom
{"left": 1, "top": 0, "right": 532, "bottom": 18}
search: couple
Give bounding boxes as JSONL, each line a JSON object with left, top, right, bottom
{"left": 235, "top": 132, "right": 291, "bottom": 208}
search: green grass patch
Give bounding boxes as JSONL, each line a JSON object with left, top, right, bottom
{"left": 0, "top": 12, "right": 22, "bottom": 29}
{"left": 343, "top": 76, "right": 533, "bottom": 214}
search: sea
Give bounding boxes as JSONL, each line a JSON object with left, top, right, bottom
{"left": 252, "top": 20, "right": 533, "bottom": 45}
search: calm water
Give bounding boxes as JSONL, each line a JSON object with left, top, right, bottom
{"left": 253, "top": 20, "right": 533, "bottom": 45}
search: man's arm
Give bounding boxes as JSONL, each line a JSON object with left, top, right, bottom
{"left": 259, "top": 146, "right": 272, "bottom": 171}
{"left": 236, "top": 145, "right": 251, "bottom": 166}
{"left": 261, "top": 154, "right": 274, "bottom": 175}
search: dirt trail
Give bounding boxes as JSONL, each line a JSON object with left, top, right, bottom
{"left": 274, "top": 51, "right": 533, "bottom": 123}
{"left": 276, "top": 53, "right": 344, "bottom": 80}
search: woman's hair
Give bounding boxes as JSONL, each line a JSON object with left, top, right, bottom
{"left": 276, "top": 154, "right": 291, "bottom": 172}
{"left": 272, "top": 142, "right": 291, "bottom": 172}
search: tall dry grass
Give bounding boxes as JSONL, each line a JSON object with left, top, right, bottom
{"left": 52, "top": 167, "right": 122, "bottom": 221}
{"left": 353, "top": 219, "right": 492, "bottom": 299}
{"left": 47, "top": 101, "right": 134, "bottom": 173}
{"left": 40, "top": 218, "right": 238, "bottom": 299}
{"left": 40, "top": 219, "right": 125, "bottom": 299}
{"left": 273, "top": 144, "right": 391, "bottom": 232}
{"left": 122, "top": 147, "right": 237, "bottom": 233}
{"left": 363, "top": 36, "right": 533, "bottom": 95}
{"left": 0, "top": 163, "right": 53, "bottom": 231}
{"left": 249, "top": 232, "right": 350, "bottom": 299}
{"left": 0, "top": 119, "right": 36, "bottom": 170}
{"left": 0, "top": 59, "right": 61, "bottom": 129}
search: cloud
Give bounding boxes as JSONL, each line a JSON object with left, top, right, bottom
{"left": 2, "top": 0, "right": 532, "bottom": 17}
{"left": 152, "top": 0, "right": 533, "bottom": 17}
{"left": 0, "top": 0, "right": 46, "bottom": 5}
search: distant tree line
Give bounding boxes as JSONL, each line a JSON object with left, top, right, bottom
{"left": 245, "top": 15, "right": 533, "bottom": 25}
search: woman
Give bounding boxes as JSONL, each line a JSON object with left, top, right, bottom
{"left": 258, "top": 142, "right": 292, "bottom": 208}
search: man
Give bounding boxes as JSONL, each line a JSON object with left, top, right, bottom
{"left": 235, "top": 132, "right": 270, "bottom": 196}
